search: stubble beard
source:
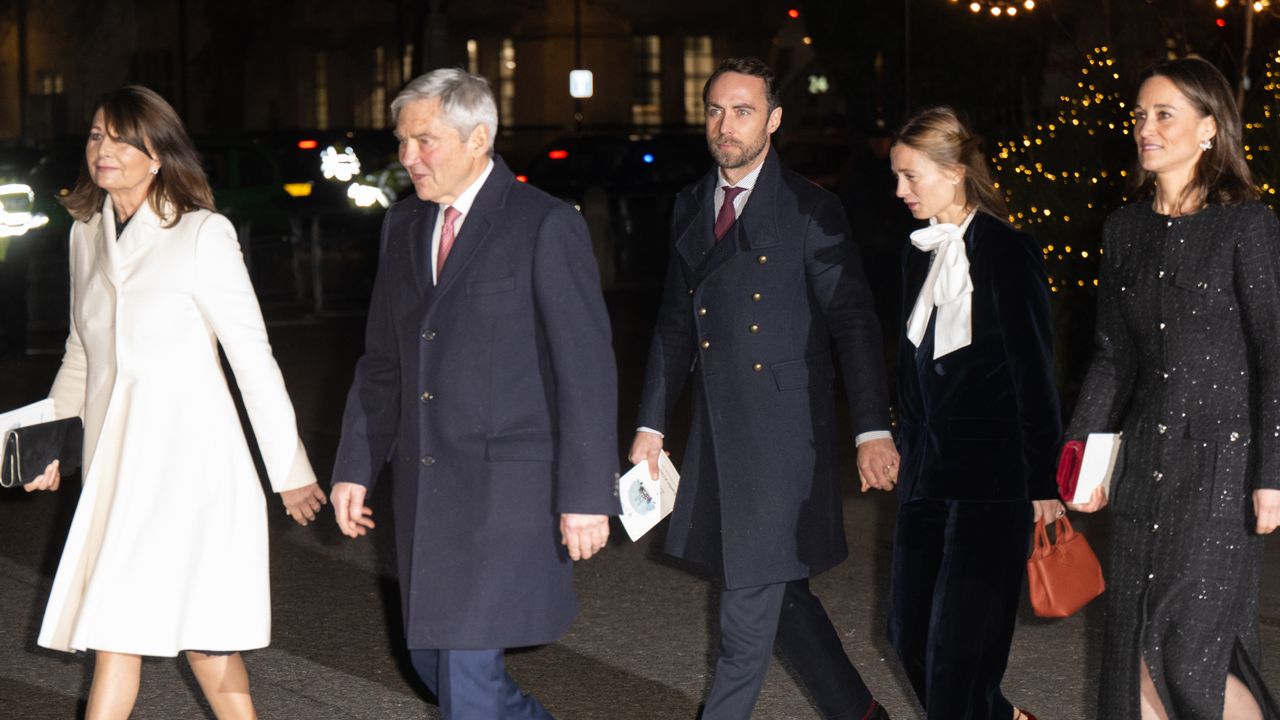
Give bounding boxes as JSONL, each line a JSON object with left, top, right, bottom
{"left": 709, "top": 133, "right": 767, "bottom": 171}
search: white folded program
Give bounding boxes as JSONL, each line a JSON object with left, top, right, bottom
{"left": 618, "top": 452, "right": 681, "bottom": 542}
{"left": 0, "top": 398, "right": 55, "bottom": 458}
{"left": 1073, "top": 432, "right": 1123, "bottom": 505}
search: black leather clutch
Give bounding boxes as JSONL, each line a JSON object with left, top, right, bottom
{"left": 1, "top": 417, "right": 83, "bottom": 488}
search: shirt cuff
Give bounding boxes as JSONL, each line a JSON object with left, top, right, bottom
{"left": 636, "top": 427, "right": 664, "bottom": 439}
{"left": 855, "top": 430, "right": 892, "bottom": 446}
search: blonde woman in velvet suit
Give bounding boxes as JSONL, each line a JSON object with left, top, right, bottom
{"left": 887, "top": 107, "right": 1062, "bottom": 720}
{"left": 24, "top": 86, "right": 327, "bottom": 720}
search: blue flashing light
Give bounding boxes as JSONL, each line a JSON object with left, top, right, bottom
{"left": 642, "top": 153, "right": 655, "bottom": 164}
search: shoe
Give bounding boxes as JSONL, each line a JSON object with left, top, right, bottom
{"left": 863, "top": 699, "right": 890, "bottom": 720}
{"left": 1013, "top": 709, "right": 1038, "bottom": 720}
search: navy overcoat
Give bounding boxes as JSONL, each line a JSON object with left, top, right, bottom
{"left": 637, "top": 148, "right": 890, "bottom": 590}
{"left": 332, "top": 157, "right": 619, "bottom": 649}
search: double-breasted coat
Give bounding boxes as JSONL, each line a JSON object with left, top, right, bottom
{"left": 636, "top": 148, "right": 890, "bottom": 590}
{"left": 332, "top": 157, "right": 619, "bottom": 650}
{"left": 1068, "top": 201, "right": 1280, "bottom": 716}
{"left": 38, "top": 198, "right": 316, "bottom": 656}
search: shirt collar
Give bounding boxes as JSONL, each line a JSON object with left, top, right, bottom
{"left": 718, "top": 154, "right": 766, "bottom": 191}
{"left": 445, "top": 158, "right": 496, "bottom": 217}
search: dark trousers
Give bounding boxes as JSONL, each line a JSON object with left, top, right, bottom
{"left": 887, "top": 499, "right": 1032, "bottom": 720}
{"left": 409, "top": 648, "right": 554, "bottom": 720}
{"left": 702, "top": 579, "right": 876, "bottom": 720}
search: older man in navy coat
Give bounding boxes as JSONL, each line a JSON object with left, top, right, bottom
{"left": 630, "top": 57, "right": 898, "bottom": 719}
{"left": 331, "top": 69, "right": 618, "bottom": 719}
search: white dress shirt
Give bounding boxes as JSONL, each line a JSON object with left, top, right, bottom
{"left": 431, "top": 159, "right": 496, "bottom": 285}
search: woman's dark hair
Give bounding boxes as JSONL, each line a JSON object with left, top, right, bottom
{"left": 62, "top": 85, "right": 214, "bottom": 226}
{"left": 893, "top": 106, "right": 1008, "bottom": 218}
{"left": 1132, "top": 57, "right": 1256, "bottom": 208}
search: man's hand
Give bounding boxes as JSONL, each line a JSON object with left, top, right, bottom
{"left": 856, "top": 438, "right": 899, "bottom": 492}
{"left": 560, "top": 513, "right": 609, "bottom": 560}
{"left": 282, "top": 482, "right": 327, "bottom": 526}
{"left": 23, "top": 460, "right": 60, "bottom": 492}
{"left": 628, "top": 431, "right": 664, "bottom": 480}
{"left": 1066, "top": 485, "right": 1108, "bottom": 513}
{"left": 1255, "top": 488, "right": 1280, "bottom": 534}
{"left": 331, "top": 482, "right": 376, "bottom": 538}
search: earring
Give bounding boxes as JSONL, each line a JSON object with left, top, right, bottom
{"left": 1200, "top": 139, "right": 1213, "bottom": 151}
{"left": 150, "top": 167, "right": 159, "bottom": 175}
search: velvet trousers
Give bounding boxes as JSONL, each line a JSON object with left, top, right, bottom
{"left": 887, "top": 499, "right": 1032, "bottom": 720}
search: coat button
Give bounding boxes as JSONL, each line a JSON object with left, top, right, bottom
{"left": 421, "top": 391, "right": 434, "bottom": 403}
{"left": 757, "top": 255, "right": 767, "bottom": 264}
{"left": 698, "top": 307, "right": 708, "bottom": 316}
{"left": 687, "top": 288, "right": 694, "bottom": 296}
{"left": 421, "top": 329, "right": 437, "bottom": 341}
{"left": 751, "top": 292, "right": 762, "bottom": 302}
{"left": 749, "top": 324, "right": 760, "bottom": 333}
{"left": 1157, "top": 423, "right": 1167, "bottom": 434}
{"left": 1157, "top": 270, "right": 1165, "bottom": 278}
{"left": 701, "top": 340, "right": 711, "bottom": 349}
{"left": 1153, "top": 470, "right": 1163, "bottom": 481}
{"left": 752, "top": 363, "right": 763, "bottom": 372}
{"left": 421, "top": 456, "right": 435, "bottom": 467}
{"left": 933, "top": 363, "right": 946, "bottom": 376}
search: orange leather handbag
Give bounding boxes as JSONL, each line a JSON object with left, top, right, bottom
{"left": 1026, "top": 515, "right": 1105, "bottom": 618}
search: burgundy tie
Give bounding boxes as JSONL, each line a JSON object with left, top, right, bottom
{"left": 714, "top": 186, "right": 747, "bottom": 241}
{"left": 436, "top": 206, "right": 462, "bottom": 279}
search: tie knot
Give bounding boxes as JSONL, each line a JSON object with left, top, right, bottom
{"left": 722, "top": 186, "right": 746, "bottom": 202}
{"left": 443, "top": 206, "right": 461, "bottom": 226}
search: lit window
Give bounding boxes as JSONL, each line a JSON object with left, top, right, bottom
{"left": 684, "top": 36, "right": 713, "bottom": 125}
{"left": 632, "top": 36, "right": 661, "bottom": 126}
{"left": 315, "top": 52, "right": 329, "bottom": 131}
{"left": 467, "top": 39, "right": 479, "bottom": 75}
{"left": 371, "top": 47, "right": 387, "bottom": 129}
{"left": 500, "top": 39, "right": 516, "bottom": 126}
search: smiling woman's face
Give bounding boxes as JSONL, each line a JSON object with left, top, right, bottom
{"left": 85, "top": 108, "right": 158, "bottom": 205}
{"left": 1133, "top": 75, "right": 1216, "bottom": 182}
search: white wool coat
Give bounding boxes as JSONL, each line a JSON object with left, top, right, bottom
{"left": 37, "top": 197, "right": 315, "bottom": 656}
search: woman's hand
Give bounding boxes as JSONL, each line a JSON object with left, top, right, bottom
{"left": 1254, "top": 489, "right": 1280, "bottom": 534}
{"left": 282, "top": 482, "right": 327, "bottom": 526}
{"left": 1066, "top": 486, "right": 1108, "bottom": 514}
{"left": 1032, "top": 498, "right": 1066, "bottom": 524}
{"left": 23, "top": 460, "right": 61, "bottom": 492}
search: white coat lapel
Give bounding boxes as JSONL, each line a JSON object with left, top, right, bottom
{"left": 95, "top": 198, "right": 123, "bottom": 291}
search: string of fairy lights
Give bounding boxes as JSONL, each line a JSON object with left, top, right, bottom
{"left": 948, "top": 0, "right": 1037, "bottom": 17}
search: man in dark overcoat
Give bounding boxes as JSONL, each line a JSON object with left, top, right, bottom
{"left": 331, "top": 69, "right": 618, "bottom": 719}
{"left": 629, "top": 57, "right": 899, "bottom": 720}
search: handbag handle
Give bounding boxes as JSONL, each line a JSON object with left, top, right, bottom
{"left": 1032, "top": 515, "right": 1078, "bottom": 560}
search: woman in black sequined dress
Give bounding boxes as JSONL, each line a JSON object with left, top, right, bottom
{"left": 1068, "top": 58, "right": 1280, "bottom": 719}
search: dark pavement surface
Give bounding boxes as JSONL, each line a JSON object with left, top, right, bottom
{"left": 2, "top": 289, "right": 1279, "bottom": 719}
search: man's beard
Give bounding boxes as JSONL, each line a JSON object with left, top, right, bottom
{"left": 709, "top": 133, "right": 767, "bottom": 170}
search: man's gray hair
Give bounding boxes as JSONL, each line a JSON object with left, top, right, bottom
{"left": 391, "top": 68, "right": 498, "bottom": 154}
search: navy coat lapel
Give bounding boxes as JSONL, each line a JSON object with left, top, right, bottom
{"left": 431, "top": 158, "right": 512, "bottom": 299}
{"left": 674, "top": 169, "right": 718, "bottom": 272}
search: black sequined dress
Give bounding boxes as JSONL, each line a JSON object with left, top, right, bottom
{"left": 1068, "top": 200, "right": 1280, "bottom": 717}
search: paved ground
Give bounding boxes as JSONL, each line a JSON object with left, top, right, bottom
{"left": 2, "top": 292, "right": 1279, "bottom": 719}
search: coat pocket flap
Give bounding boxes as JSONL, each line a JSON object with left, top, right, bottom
{"left": 468, "top": 276, "right": 516, "bottom": 296}
{"left": 485, "top": 430, "right": 555, "bottom": 461}
{"left": 771, "top": 356, "right": 831, "bottom": 391}
{"left": 1187, "top": 416, "right": 1248, "bottom": 444}
{"left": 1172, "top": 267, "right": 1210, "bottom": 292}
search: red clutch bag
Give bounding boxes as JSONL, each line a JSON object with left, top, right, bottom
{"left": 1056, "top": 440, "right": 1085, "bottom": 501}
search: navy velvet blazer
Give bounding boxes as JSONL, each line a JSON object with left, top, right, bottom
{"left": 896, "top": 211, "right": 1061, "bottom": 502}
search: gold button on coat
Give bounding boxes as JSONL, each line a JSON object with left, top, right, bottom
{"left": 749, "top": 324, "right": 760, "bottom": 333}
{"left": 757, "top": 255, "right": 768, "bottom": 264}
{"left": 752, "top": 363, "right": 763, "bottom": 372}
{"left": 701, "top": 340, "right": 711, "bottom": 349}
{"left": 698, "top": 307, "right": 708, "bottom": 316}
{"left": 751, "top": 292, "right": 762, "bottom": 302}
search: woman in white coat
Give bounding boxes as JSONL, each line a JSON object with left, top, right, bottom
{"left": 24, "top": 85, "right": 328, "bottom": 720}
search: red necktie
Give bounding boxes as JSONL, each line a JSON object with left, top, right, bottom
{"left": 714, "top": 186, "right": 747, "bottom": 241}
{"left": 436, "top": 206, "right": 462, "bottom": 279}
